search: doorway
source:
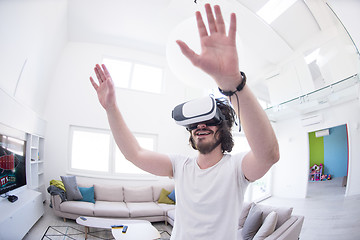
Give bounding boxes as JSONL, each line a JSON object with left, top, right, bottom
{"left": 307, "top": 124, "right": 349, "bottom": 197}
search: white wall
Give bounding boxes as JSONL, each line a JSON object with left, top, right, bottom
{"left": 0, "top": 0, "right": 67, "bottom": 116}
{"left": 268, "top": 0, "right": 360, "bottom": 198}
{"left": 43, "top": 42, "right": 197, "bottom": 186}
{"left": 0, "top": 0, "right": 67, "bottom": 135}
{"left": 272, "top": 98, "right": 360, "bottom": 198}
{"left": 327, "top": 0, "right": 360, "bottom": 54}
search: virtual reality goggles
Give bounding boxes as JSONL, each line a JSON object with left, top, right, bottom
{"left": 172, "top": 96, "right": 225, "bottom": 131}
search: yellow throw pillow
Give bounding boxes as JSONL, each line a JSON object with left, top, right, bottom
{"left": 158, "top": 188, "right": 175, "bottom": 204}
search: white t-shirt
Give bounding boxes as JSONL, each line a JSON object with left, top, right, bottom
{"left": 169, "top": 153, "right": 249, "bottom": 240}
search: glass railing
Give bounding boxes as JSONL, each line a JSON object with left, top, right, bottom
{"left": 265, "top": 74, "right": 359, "bottom": 121}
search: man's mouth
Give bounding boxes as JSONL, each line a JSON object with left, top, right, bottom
{"left": 195, "top": 129, "right": 213, "bottom": 136}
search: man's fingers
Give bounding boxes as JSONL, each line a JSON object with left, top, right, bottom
{"left": 90, "top": 77, "right": 99, "bottom": 90}
{"left": 214, "top": 5, "right": 225, "bottom": 34}
{"left": 205, "top": 3, "right": 217, "bottom": 34}
{"left": 95, "top": 64, "right": 106, "bottom": 82}
{"left": 228, "top": 13, "right": 237, "bottom": 42}
{"left": 176, "top": 40, "right": 200, "bottom": 66}
{"left": 196, "top": 11, "right": 208, "bottom": 38}
{"left": 102, "top": 64, "right": 112, "bottom": 80}
{"left": 94, "top": 67, "right": 103, "bottom": 83}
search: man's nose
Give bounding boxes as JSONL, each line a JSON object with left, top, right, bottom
{"left": 197, "top": 123, "right": 207, "bottom": 129}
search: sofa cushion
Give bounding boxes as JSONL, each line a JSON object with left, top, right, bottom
{"left": 269, "top": 216, "right": 297, "bottom": 239}
{"left": 77, "top": 186, "right": 95, "bottom": 203}
{"left": 95, "top": 184, "right": 124, "bottom": 201}
{"left": 124, "top": 186, "right": 153, "bottom": 202}
{"left": 257, "top": 204, "right": 293, "bottom": 229}
{"left": 60, "top": 201, "right": 94, "bottom": 216}
{"left": 167, "top": 209, "right": 175, "bottom": 221}
{"left": 61, "top": 175, "right": 83, "bottom": 201}
{"left": 253, "top": 211, "right": 278, "bottom": 240}
{"left": 158, "top": 203, "right": 176, "bottom": 213}
{"left": 126, "top": 202, "right": 164, "bottom": 218}
{"left": 242, "top": 203, "right": 263, "bottom": 240}
{"left": 168, "top": 189, "right": 176, "bottom": 202}
{"left": 239, "top": 202, "right": 252, "bottom": 228}
{"left": 153, "top": 184, "right": 174, "bottom": 201}
{"left": 94, "top": 201, "right": 129, "bottom": 217}
{"left": 158, "top": 188, "right": 175, "bottom": 204}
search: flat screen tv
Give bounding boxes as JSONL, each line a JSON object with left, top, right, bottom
{"left": 0, "top": 134, "right": 26, "bottom": 195}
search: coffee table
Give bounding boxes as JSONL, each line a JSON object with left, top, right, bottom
{"left": 76, "top": 216, "right": 161, "bottom": 240}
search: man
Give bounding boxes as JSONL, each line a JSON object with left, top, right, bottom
{"left": 90, "top": 4, "right": 279, "bottom": 240}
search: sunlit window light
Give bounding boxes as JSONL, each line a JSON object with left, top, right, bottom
{"left": 305, "top": 48, "right": 320, "bottom": 64}
{"left": 102, "top": 57, "right": 163, "bottom": 94}
{"left": 131, "top": 64, "right": 163, "bottom": 94}
{"left": 257, "top": 0, "right": 298, "bottom": 24}
{"left": 102, "top": 58, "right": 132, "bottom": 88}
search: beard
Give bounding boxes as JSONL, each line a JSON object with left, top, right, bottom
{"left": 196, "top": 138, "right": 222, "bottom": 154}
{"left": 192, "top": 129, "right": 222, "bottom": 154}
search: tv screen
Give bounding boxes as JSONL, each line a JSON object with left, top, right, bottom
{"left": 0, "top": 134, "right": 26, "bottom": 195}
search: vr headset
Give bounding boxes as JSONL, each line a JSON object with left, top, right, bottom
{"left": 172, "top": 96, "right": 225, "bottom": 131}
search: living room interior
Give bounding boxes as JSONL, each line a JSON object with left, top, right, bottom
{"left": 0, "top": 0, "right": 359, "bottom": 239}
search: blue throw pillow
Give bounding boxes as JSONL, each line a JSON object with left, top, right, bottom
{"left": 77, "top": 186, "right": 95, "bottom": 203}
{"left": 168, "top": 189, "right": 176, "bottom": 202}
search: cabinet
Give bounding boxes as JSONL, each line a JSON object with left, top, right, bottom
{"left": 0, "top": 189, "right": 44, "bottom": 240}
{"left": 26, "top": 134, "right": 46, "bottom": 202}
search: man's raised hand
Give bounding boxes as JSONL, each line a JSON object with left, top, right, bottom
{"left": 90, "top": 64, "right": 117, "bottom": 111}
{"left": 176, "top": 4, "right": 241, "bottom": 91}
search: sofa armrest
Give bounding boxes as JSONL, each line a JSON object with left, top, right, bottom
{"left": 52, "top": 195, "right": 62, "bottom": 211}
{"left": 265, "top": 215, "right": 304, "bottom": 240}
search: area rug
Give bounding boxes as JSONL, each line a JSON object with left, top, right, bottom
{"left": 42, "top": 225, "right": 171, "bottom": 240}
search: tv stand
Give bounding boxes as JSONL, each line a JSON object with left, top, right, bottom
{"left": 0, "top": 188, "right": 44, "bottom": 239}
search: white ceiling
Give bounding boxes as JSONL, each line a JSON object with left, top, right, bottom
{"left": 67, "top": 0, "right": 341, "bottom": 100}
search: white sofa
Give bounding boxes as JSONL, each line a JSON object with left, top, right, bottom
{"left": 50, "top": 180, "right": 175, "bottom": 223}
{"left": 51, "top": 179, "right": 303, "bottom": 240}
{"left": 166, "top": 202, "right": 304, "bottom": 240}
{"left": 237, "top": 202, "right": 304, "bottom": 240}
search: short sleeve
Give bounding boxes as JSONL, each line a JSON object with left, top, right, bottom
{"left": 168, "top": 154, "right": 188, "bottom": 180}
{"left": 231, "top": 152, "right": 250, "bottom": 188}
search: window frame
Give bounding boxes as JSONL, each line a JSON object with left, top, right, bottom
{"left": 68, "top": 126, "right": 160, "bottom": 180}
{"left": 113, "top": 132, "right": 159, "bottom": 177}
{"left": 102, "top": 56, "right": 165, "bottom": 94}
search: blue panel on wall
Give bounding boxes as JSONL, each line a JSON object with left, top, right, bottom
{"left": 323, "top": 125, "right": 348, "bottom": 178}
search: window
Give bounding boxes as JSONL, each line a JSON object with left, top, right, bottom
{"left": 102, "top": 58, "right": 132, "bottom": 88}
{"left": 131, "top": 64, "right": 163, "bottom": 93}
{"left": 69, "top": 126, "right": 157, "bottom": 177}
{"left": 115, "top": 134, "right": 156, "bottom": 175}
{"left": 102, "top": 57, "right": 163, "bottom": 94}
{"left": 70, "top": 128, "right": 110, "bottom": 172}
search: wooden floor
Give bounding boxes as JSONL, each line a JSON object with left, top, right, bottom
{"left": 24, "top": 177, "right": 359, "bottom": 239}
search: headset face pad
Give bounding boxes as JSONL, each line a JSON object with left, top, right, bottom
{"left": 186, "top": 118, "right": 223, "bottom": 131}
